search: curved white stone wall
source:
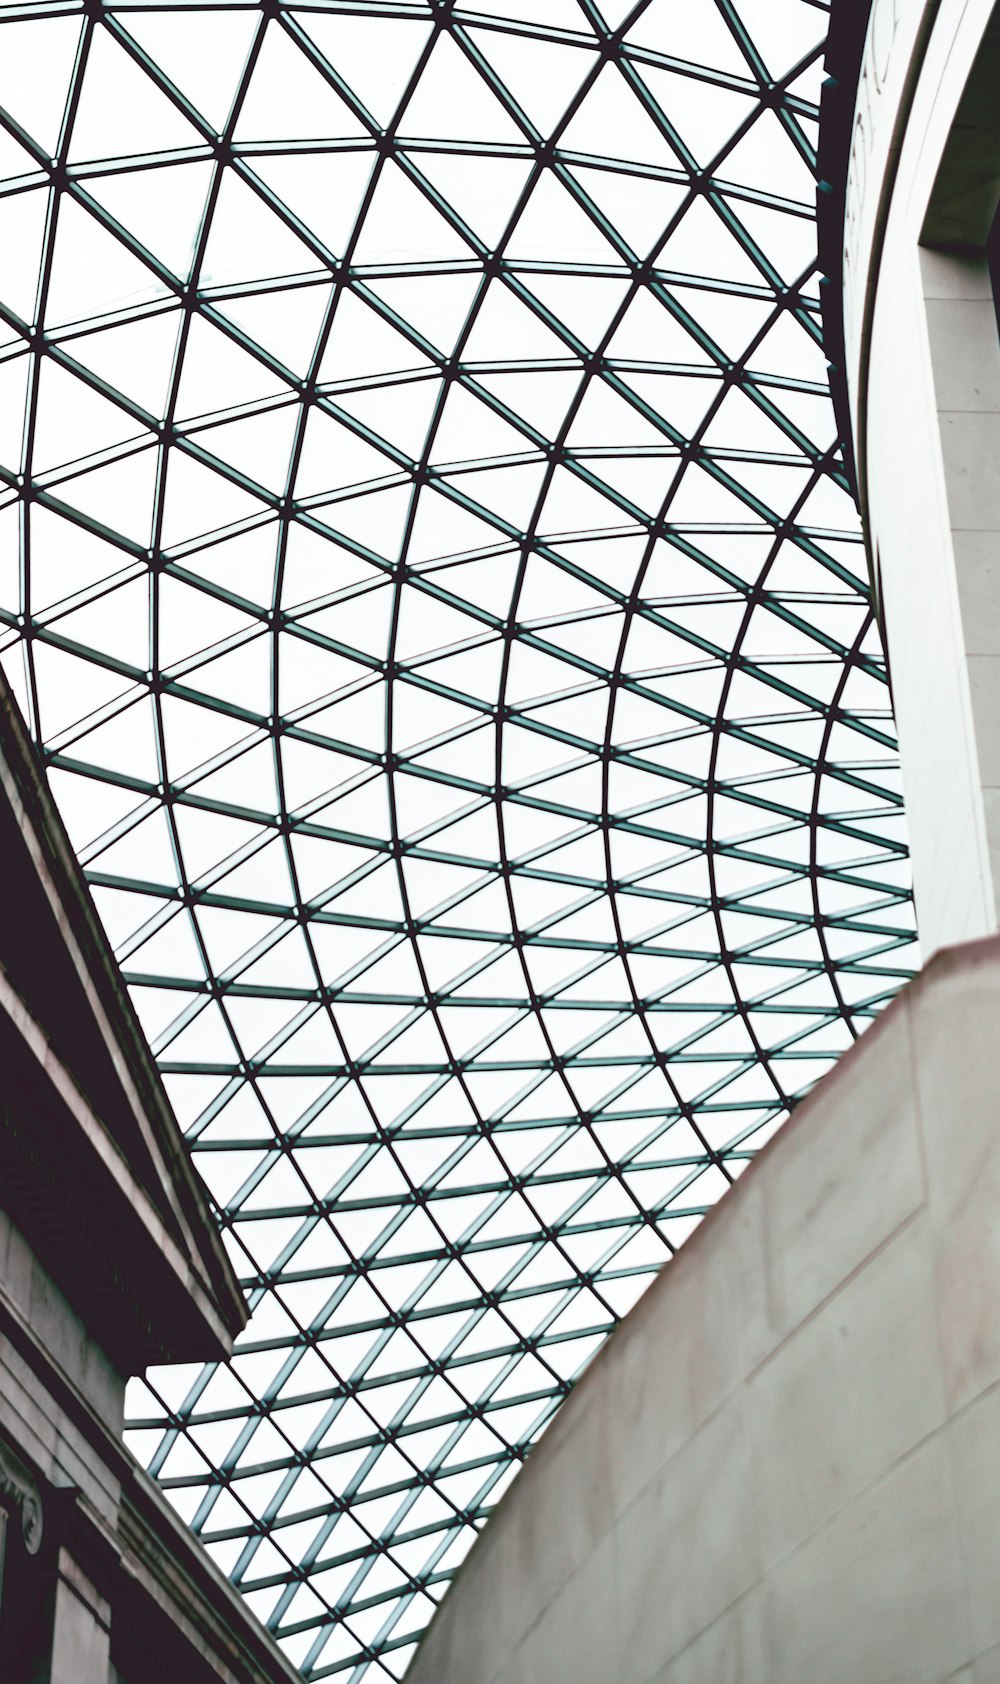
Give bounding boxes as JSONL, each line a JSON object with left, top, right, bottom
{"left": 844, "top": 0, "right": 1000, "bottom": 952}
{"left": 407, "top": 935, "right": 1000, "bottom": 1684}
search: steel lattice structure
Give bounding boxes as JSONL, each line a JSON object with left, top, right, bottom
{"left": 0, "top": 0, "right": 916, "bottom": 1676}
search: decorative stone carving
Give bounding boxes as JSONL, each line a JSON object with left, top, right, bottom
{"left": 0, "top": 1434, "right": 42, "bottom": 1554}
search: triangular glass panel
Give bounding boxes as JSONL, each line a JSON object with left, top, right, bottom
{"left": 406, "top": 487, "right": 503, "bottom": 565}
{"left": 28, "top": 505, "right": 134, "bottom": 614}
{"left": 175, "top": 525, "right": 276, "bottom": 612}
{"left": 307, "top": 684, "right": 386, "bottom": 755}
{"left": 32, "top": 358, "right": 146, "bottom": 475}
{"left": 299, "top": 14, "right": 433, "bottom": 130}
{"left": 160, "top": 691, "right": 256, "bottom": 782}
{"left": 325, "top": 484, "right": 412, "bottom": 563}
{"left": 175, "top": 313, "right": 289, "bottom": 422}
{"left": 214, "top": 286, "right": 332, "bottom": 381}
{"left": 750, "top": 310, "right": 826, "bottom": 382}
{"left": 187, "top": 740, "right": 278, "bottom": 822}
{"left": 470, "top": 31, "right": 596, "bottom": 137}
{"left": 566, "top": 379, "right": 670, "bottom": 449}
{"left": 54, "top": 575, "right": 150, "bottom": 668}
{"left": 234, "top": 21, "right": 368, "bottom": 143}
{"left": 32, "top": 640, "right": 132, "bottom": 739}
{"left": 560, "top": 64, "right": 680, "bottom": 169}
{"left": 279, "top": 639, "right": 366, "bottom": 717}
{"left": 517, "top": 555, "right": 609, "bottom": 621}
{"left": 410, "top": 153, "right": 533, "bottom": 251}
{"left": 317, "top": 289, "right": 431, "bottom": 385}
{"left": 0, "top": 187, "right": 48, "bottom": 325}
{"left": 570, "top": 167, "right": 686, "bottom": 261}
{"left": 524, "top": 273, "right": 630, "bottom": 349}
{"left": 157, "top": 573, "right": 257, "bottom": 668}
{"left": 68, "top": 26, "right": 202, "bottom": 163}
{"left": 160, "top": 449, "right": 269, "bottom": 551}
{"left": 295, "top": 408, "right": 399, "bottom": 500}
{"left": 192, "top": 404, "right": 298, "bottom": 497}
{"left": 700, "top": 386, "right": 797, "bottom": 453}
{"left": 606, "top": 287, "right": 713, "bottom": 364}
{"left": 429, "top": 385, "right": 531, "bottom": 465}
{"left": 85, "top": 161, "right": 214, "bottom": 280}
{"left": 200, "top": 172, "right": 322, "bottom": 289}
{"left": 0, "top": 355, "right": 28, "bottom": 475}
{"left": 625, "top": 0, "right": 750, "bottom": 76}
{"left": 673, "top": 286, "right": 775, "bottom": 360}
{"left": 249, "top": 153, "right": 375, "bottom": 262}
{"left": 538, "top": 464, "right": 631, "bottom": 535}
{"left": 506, "top": 170, "right": 620, "bottom": 265}
{"left": 721, "top": 110, "right": 815, "bottom": 201}
{"left": 420, "top": 640, "right": 504, "bottom": 701}
{"left": 120, "top": 9, "right": 257, "bottom": 133}
{"left": 639, "top": 66, "right": 757, "bottom": 169}
{"left": 476, "top": 369, "right": 582, "bottom": 440}
{"left": 665, "top": 460, "right": 762, "bottom": 524}
{"left": 187, "top": 633, "right": 271, "bottom": 710}
{"left": 733, "top": 0, "right": 823, "bottom": 79}
{"left": 335, "top": 377, "right": 441, "bottom": 461}
{"left": 58, "top": 447, "right": 159, "bottom": 547}
{"left": 365, "top": 274, "right": 482, "bottom": 356}
{"left": 91, "top": 803, "right": 179, "bottom": 887}
{"left": 281, "top": 521, "right": 382, "bottom": 609}
{"left": 46, "top": 197, "right": 166, "bottom": 329}
{"left": 461, "top": 281, "right": 569, "bottom": 364}
{"left": 430, "top": 555, "right": 518, "bottom": 623}
{"left": 71, "top": 692, "right": 160, "bottom": 783}
{"left": 656, "top": 197, "right": 763, "bottom": 284}
{"left": 351, "top": 162, "right": 475, "bottom": 267}
{"left": 444, "top": 462, "right": 547, "bottom": 529}
{"left": 63, "top": 309, "right": 180, "bottom": 419}
{"left": 726, "top": 458, "right": 811, "bottom": 520}
{"left": 398, "top": 34, "right": 523, "bottom": 145}
{"left": 732, "top": 199, "right": 817, "bottom": 286}
{"left": 0, "top": 16, "right": 82, "bottom": 154}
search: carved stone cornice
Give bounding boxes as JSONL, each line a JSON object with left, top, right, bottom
{"left": 0, "top": 1432, "right": 42, "bottom": 1555}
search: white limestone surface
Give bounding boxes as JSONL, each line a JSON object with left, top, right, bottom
{"left": 406, "top": 934, "right": 1000, "bottom": 1684}
{"left": 845, "top": 0, "right": 1000, "bottom": 951}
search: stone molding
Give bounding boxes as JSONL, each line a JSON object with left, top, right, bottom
{"left": 0, "top": 1430, "right": 43, "bottom": 1556}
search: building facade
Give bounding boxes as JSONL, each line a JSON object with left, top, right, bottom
{"left": 0, "top": 674, "right": 294, "bottom": 1683}
{"left": 829, "top": 0, "right": 1000, "bottom": 952}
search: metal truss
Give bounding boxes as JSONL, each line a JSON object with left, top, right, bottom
{"left": 0, "top": 0, "right": 915, "bottom": 1676}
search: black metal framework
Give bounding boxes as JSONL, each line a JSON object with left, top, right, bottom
{"left": 0, "top": 0, "right": 915, "bottom": 1677}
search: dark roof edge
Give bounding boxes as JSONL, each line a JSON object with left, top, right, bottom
{"left": 816, "top": 0, "right": 874, "bottom": 499}
{"left": 0, "top": 679, "right": 246, "bottom": 1347}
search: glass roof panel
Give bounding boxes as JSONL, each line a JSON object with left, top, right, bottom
{"left": 0, "top": 0, "right": 916, "bottom": 1677}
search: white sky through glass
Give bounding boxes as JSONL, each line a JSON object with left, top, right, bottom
{"left": 0, "top": 1, "right": 915, "bottom": 1677}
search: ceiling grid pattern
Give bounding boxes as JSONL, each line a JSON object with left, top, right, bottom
{"left": 0, "top": 0, "right": 915, "bottom": 1675}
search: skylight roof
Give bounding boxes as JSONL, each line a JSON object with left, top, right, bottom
{"left": 0, "top": 0, "right": 916, "bottom": 1677}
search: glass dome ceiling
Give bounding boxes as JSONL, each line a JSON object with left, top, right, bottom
{"left": 0, "top": 0, "right": 916, "bottom": 1676}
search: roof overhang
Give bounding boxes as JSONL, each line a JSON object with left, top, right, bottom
{"left": 0, "top": 677, "right": 246, "bottom": 1368}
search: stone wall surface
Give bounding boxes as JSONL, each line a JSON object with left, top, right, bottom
{"left": 841, "top": 0, "right": 1000, "bottom": 952}
{"left": 406, "top": 935, "right": 1000, "bottom": 1684}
